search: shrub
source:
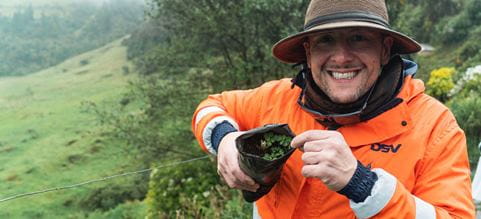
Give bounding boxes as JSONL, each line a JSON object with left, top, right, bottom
{"left": 80, "top": 59, "right": 90, "bottom": 66}
{"left": 146, "top": 158, "right": 220, "bottom": 218}
{"left": 450, "top": 65, "right": 481, "bottom": 98}
{"left": 449, "top": 93, "right": 481, "bottom": 167}
{"left": 77, "top": 175, "right": 148, "bottom": 211}
{"left": 146, "top": 157, "right": 253, "bottom": 218}
{"left": 426, "top": 67, "right": 455, "bottom": 102}
{"left": 448, "top": 65, "right": 481, "bottom": 169}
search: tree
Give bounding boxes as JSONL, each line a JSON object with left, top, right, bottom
{"left": 146, "top": 0, "right": 309, "bottom": 90}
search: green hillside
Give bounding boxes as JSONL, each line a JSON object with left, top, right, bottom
{"left": 0, "top": 0, "right": 144, "bottom": 76}
{"left": 0, "top": 37, "right": 146, "bottom": 218}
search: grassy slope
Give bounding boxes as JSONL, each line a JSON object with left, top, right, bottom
{"left": 0, "top": 37, "right": 146, "bottom": 218}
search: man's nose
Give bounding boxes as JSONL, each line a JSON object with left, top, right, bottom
{"left": 330, "top": 41, "right": 354, "bottom": 65}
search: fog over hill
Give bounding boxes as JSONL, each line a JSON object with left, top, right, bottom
{"left": 0, "top": 0, "right": 144, "bottom": 7}
{"left": 0, "top": 0, "right": 145, "bottom": 17}
{"left": 0, "top": 0, "right": 145, "bottom": 76}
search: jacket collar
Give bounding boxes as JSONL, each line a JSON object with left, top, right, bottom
{"left": 340, "top": 60, "right": 424, "bottom": 147}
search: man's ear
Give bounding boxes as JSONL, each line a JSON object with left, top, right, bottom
{"left": 303, "top": 41, "right": 311, "bottom": 68}
{"left": 381, "top": 36, "right": 394, "bottom": 65}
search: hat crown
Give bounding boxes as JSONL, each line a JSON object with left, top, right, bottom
{"left": 305, "top": 0, "right": 389, "bottom": 27}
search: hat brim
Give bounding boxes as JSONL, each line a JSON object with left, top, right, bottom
{"left": 272, "top": 21, "right": 422, "bottom": 64}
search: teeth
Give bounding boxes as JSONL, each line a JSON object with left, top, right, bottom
{"left": 331, "top": 71, "right": 356, "bottom": 80}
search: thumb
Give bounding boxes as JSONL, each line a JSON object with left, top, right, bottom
{"left": 291, "top": 130, "right": 332, "bottom": 150}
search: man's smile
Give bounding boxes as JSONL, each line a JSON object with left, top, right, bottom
{"left": 329, "top": 71, "right": 358, "bottom": 80}
{"left": 325, "top": 67, "right": 362, "bottom": 81}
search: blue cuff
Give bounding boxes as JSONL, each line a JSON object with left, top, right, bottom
{"left": 210, "top": 121, "right": 238, "bottom": 153}
{"left": 338, "top": 161, "right": 378, "bottom": 203}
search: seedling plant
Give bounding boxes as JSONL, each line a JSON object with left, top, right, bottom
{"left": 260, "top": 132, "right": 293, "bottom": 160}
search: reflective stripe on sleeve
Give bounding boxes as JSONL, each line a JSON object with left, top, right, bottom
{"left": 195, "top": 106, "right": 225, "bottom": 127}
{"left": 414, "top": 196, "right": 436, "bottom": 219}
{"left": 350, "top": 169, "right": 397, "bottom": 219}
{"left": 201, "top": 116, "right": 239, "bottom": 155}
{"left": 253, "top": 202, "right": 261, "bottom": 219}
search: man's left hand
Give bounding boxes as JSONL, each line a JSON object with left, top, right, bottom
{"left": 291, "top": 130, "right": 357, "bottom": 191}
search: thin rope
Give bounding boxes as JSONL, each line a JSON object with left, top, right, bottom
{"left": 0, "top": 155, "right": 209, "bottom": 203}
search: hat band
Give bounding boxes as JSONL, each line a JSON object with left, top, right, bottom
{"left": 304, "top": 11, "right": 390, "bottom": 31}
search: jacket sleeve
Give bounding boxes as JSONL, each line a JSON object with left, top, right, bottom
{"left": 191, "top": 80, "right": 289, "bottom": 155}
{"left": 350, "top": 113, "right": 475, "bottom": 218}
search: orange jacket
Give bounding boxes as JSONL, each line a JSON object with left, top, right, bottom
{"left": 192, "top": 76, "right": 475, "bottom": 218}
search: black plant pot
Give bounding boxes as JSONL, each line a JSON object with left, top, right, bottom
{"left": 235, "top": 124, "right": 296, "bottom": 202}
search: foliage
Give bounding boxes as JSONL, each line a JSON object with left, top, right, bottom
{"left": 260, "top": 132, "right": 293, "bottom": 160}
{"left": 449, "top": 93, "right": 481, "bottom": 167}
{"left": 138, "top": 0, "right": 309, "bottom": 90}
{"left": 390, "top": 4, "right": 424, "bottom": 42}
{"left": 146, "top": 158, "right": 252, "bottom": 218}
{"left": 455, "top": 26, "right": 481, "bottom": 72}
{"left": 448, "top": 65, "right": 481, "bottom": 167}
{"left": 84, "top": 200, "right": 148, "bottom": 219}
{"left": 78, "top": 176, "right": 148, "bottom": 211}
{"left": 450, "top": 65, "right": 481, "bottom": 98}
{"left": 388, "top": 0, "right": 461, "bottom": 43}
{"left": 0, "top": 0, "right": 144, "bottom": 76}
{"left": 146, "top": 159, "right": 218, "bottom": 218}
{"left": 84, "top": 67, "right": 212, "bottom": 166}
{"left": 434, "top": 0, "right": 481, "bottom": 45}
{"left": 426, "top": 67, "right": 455, "bottom": 102}
{"left": 386, "top": 0, "right": 481, "bottom": 78}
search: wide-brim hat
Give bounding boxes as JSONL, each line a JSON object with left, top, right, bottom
{"left": 272, "top": 0, "right": 422, "bottom": 64}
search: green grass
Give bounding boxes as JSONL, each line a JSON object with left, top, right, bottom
{"left": 0, "top": 37, "right": 147, "bottom": 218}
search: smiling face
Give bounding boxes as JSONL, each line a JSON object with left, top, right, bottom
{"left": 303, "top": 28, "right": 393, "bottom": 104}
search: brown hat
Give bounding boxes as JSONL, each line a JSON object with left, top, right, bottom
{"left": 272, "top": 0, "right": 421, "bottom": 63}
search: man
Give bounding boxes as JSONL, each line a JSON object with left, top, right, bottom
{"left": 192, "top": 0, "right": 475, "bottom": 218}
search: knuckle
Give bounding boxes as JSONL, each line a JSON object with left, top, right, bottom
{"left": 301, "top": 167, "right": 309, "bottom": 177}
{"left": 301, "top": 153, "right": 309, "bottom": 161}
{"left": 232, "top": 168, "right": 243, "bottom": 177}
{"left": 304, "top": 142, "right": 318, "bottom": 151}
{"left": 322, "top": 176, "right": 334, "bottom": 186}
{"left": 227, "top": 182, "right": 237, "bottom": 189}
{"left": 324, "top": 150, "right": 336, "bottom": 161}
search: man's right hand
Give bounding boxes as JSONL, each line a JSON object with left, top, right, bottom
{"left": 217, "top": 131, "right": 260, "bottom": 192}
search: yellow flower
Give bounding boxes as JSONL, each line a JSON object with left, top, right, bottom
{"left": 427, "top": 67, "right": 455, "bottom": 101}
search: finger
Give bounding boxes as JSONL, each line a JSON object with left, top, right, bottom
{"left": 231, "top": 168, "right": 257, "bottom": 186}
{"left": 301, "top": 151, "right": 323, "bottom": 165}
{"left": 302, "top": 139, "right": 330, "bottom": 152}
{"left": 225, "top": 170, "right": 259, "bottom": 192}
{"left": 301, "top": 163, "right": 324, "bottom": 178}
{"left": 301, "top": 163, "right": 335, "bottom": 181}
{"left": 219, "top": 163, "right": 259, "bottom": 192}
{"left": 303, "top": 137, "right": 349, "bottom": 153}
{"left": 291, "top": 130, "right": 337, "bottom": 149}
{"left": 302, "top": 164, "right": 347, "bottom": 191}
{"left": 302, "top": 149, "right": 338, "bottom": 165}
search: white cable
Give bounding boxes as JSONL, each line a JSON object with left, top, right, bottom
{"left": 0, "top": 155, "right": 209, "bottom": 203}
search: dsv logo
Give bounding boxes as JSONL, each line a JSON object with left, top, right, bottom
{"left": 370, "top": 143, "right": 402, "bottom": 153}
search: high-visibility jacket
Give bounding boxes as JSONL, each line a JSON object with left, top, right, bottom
{"left": 192, "top": 72, "right": 475, "bottom": 218}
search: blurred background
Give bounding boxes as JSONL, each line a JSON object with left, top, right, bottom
{"left": 0, "top": 0, "right": 479, "bottom": 218}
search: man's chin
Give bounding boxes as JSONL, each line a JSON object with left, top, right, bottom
{"left": 328, "top": 95, "right": 359, "bottom": 104}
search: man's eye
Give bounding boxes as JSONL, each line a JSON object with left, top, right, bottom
{"left": 351, "top": 34, "right": 367, "bottom": 42}
{"left": 317, "top": 35, "right": 334, "bottom": 43}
